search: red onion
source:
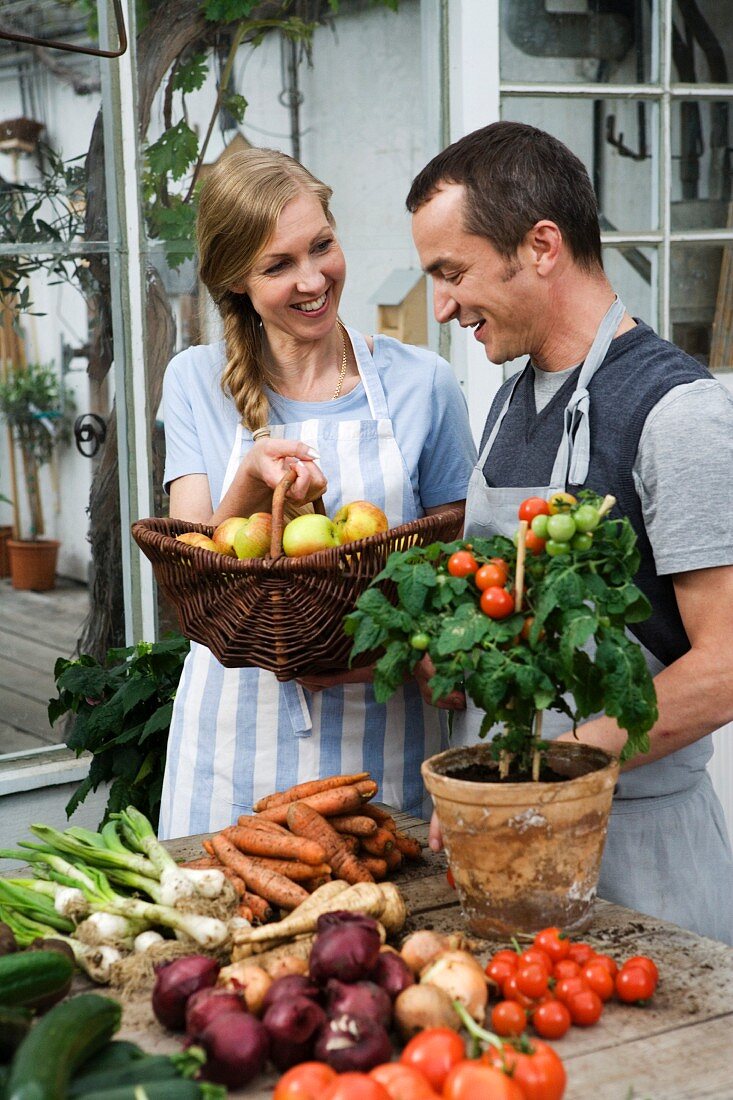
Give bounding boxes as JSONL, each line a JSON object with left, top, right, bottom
{"left": 185, "top": 987, "right": 245, "bottom": 1039}
{"left": 151, "top": 955, "right": 220, "bottom": 1030}
{"left": 369, "top": 950, "right": 415, "bottom": 999}
{"left": 263, "top": 995, "right": 327, "bottom": 1070}
{"left": 198, "top": 1010, "right": 270, "bottom": 1087}
{"left": 314, "top": 1012, "right": 392, "bottom": 1074}
{"left": 325, "top": 979, "right": 392, "bottom": 1029}
{"left": 309, "top": 912, "right": 382, "bottom": 985}
{"left": 261, "top": 973, "right": 321, "bottom": 1014}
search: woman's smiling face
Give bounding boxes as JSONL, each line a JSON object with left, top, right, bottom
{"left": 241, "top": 191, "right": 346, "bottom": 342}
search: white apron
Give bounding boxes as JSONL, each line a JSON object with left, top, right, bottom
{"left": 159, "top": 328, "right": 446, "bottom": 840}
{"left": 451, "top": 298, "right": 733, "bottom": 942}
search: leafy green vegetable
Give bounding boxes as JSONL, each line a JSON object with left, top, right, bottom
{"left": 346, "top": 493, "right": 658, "bottom": 775}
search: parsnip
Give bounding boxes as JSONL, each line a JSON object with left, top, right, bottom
{"left": 231, "top": 880, "right": 387, "bottom": 947}
{"left": 377, "top": 882, "right": 408, "bottom": 932}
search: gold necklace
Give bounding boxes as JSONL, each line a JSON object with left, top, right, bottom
{"left": 331, "top": 320, "right": 348, "bottom": 400}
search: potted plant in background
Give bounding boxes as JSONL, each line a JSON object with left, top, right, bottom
{"left": 0, "top": 361, "right": 73, "bottom": 590}
{"left": 345, "top": 491, "right": 659, "bottom": 938}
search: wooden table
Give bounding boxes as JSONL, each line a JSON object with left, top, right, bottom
{"left": 112, "top": 814, "right": 733, "bottom": 1099}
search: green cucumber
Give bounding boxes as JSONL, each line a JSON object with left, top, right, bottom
{"left": 75, "top": 1083, "right": 222, "bottom": 1100}
{"left": 6, "top": 992, "right": 122, "bottom": 1100}
{"left": 73, "top": 1042, "right": 148, "bottom": 1077}
{"left": 0, "top": 1006, "right": 32, "bottom": 1063}
{"left": 0, "top": 950, "right": 74, "bottom": 1009}
{"left": 67, "top": 1057, "right": 181, "bottom": 1096}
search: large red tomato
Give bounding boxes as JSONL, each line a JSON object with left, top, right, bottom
{"left": 273, "top": 1062, "right": 338, "bottom": 1100}
{"left": 483, "top": 1037, "right": 567, "bottom": 1100}
{"left": 399, "top": 1027, "right": 466, "bottom": 1093}
{"left": 443, "top": 1061, "right": 525, "bottom": 1100}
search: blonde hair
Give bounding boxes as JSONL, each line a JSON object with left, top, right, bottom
{"left": 196, "top": 148, "right": 334, "bottom": 431}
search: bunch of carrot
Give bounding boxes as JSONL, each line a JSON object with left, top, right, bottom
{"left": 183, "top": 771, "right": 422, "bottom": 924}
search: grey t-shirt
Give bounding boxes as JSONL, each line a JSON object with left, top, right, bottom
{"left": 532, "top": 364, "right": 733, "bottom": 576}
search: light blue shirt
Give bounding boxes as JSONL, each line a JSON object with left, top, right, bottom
{"left": 161, "top": 334, "right": 477, "bottom": 512}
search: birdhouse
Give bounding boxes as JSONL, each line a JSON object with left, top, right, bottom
{"left": 371, "top": 269, "right": 427, "bottom": 345}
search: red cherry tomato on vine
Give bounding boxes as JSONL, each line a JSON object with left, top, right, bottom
{"left": 486, "top": 957, "right": 518, "bottom": 988}
{"left": 444, "top": 1062, "right": 525, "bottom": 1100}
{"left": 323, "top": 1075, "right": 391, "bottom": 1100}
{"left": 475, "top": 562, "right": 508, "bottom": 590}
{"left": 553, "top": 958, "right": 580, "bottom": 982}
{"left": 492, "top": 949, "right": 521, "bottom": 967}
{"left": 518, "top": 947, "right": 553, "bottom": 974}
{"left": 518, "top": 496, "right": 551, "bottom": 523}
{"left": 491, "top": 999, "right": 528, "bottom": 1036}
{"left": 483, "top": 1038, "right": 567, "bottom": 1100}
{"left": 274, "top": 1063, "right": 337, "bottom": 1100}
{"left": 480, "top": 586, "right": 515, "bottom": 619}
{"left": 531, "top": 998, "right": 572, "bottom": 1040}
{"left": 515, "top": 962, "right": 551, "bottom": 1000}
{"left": 554, "top": 976, "right": 590, "bottom": 1006}
{"left": 502, "top": 972, "right": 538, "bottom": 1010}
{"left": 400, "top": 1028, "right": 466, "bottom": 1093}
{"left": 590, "top": 953, "right": 618, "bottom": 979}
{"left": 447, "top": 550, "right": 479, "bottom": 577}
{"left": 533, "top": 926, "right": 571, "bottom": 963}
{"left": 615, "top": 966, "right": 657, "bottom": 1004}
{"left": 566, "top": 941, "right": 596, "bottom": 967}
{"left": 525, "top": 529, "right": 547, "bottom": 555}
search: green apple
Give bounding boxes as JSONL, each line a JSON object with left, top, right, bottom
{"left": 212, "top": 515, "right": 249, "bottom": 556}
{"left": 233, "top": 512, "right": 272, "bottom": 559}
{"left": 282, "top": 513, "right": 340, "bottom": 557}
{"left": 176, "top": 531, "right": 219, "bottom": 553}
{"left": 332, "top": 499, "right": 389, "bottom": 545}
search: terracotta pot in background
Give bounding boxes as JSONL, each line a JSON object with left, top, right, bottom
{"left": 0, "top": 525, "right": 14, "bottom": 577}
{"left": 422, "top": 741, "right": 619, "bottom": 939}
{"left": 7, "top": 538, "right": 60, "bottom": 591}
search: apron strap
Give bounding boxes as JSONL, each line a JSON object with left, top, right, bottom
{"left": 345, "top": 326, "right": 393, "bottom": 421}
{"left": 549, "top": 296, "right": 626, "bottom": 487}
{"left": 476, "top": 369, "right": 526, "bottom": 470}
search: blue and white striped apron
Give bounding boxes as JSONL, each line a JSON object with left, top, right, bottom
{"left": 159, "top": 328, "right": 446, "bottom": 840}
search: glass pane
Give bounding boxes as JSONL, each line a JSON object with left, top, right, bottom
{"left": 0, "top": 6, "right": 107, "bottom": 760}
{"left": 500, "top": 0, "right": 655, "bottom": 85}
{"left": 670, "top": 101, "right": 732, "bottom": 218}
{"left": 671, "top": 2, "right": 733, "bottom": 86}
{"left": 603, "top": 245, "right": 656, "bottom": 330}
{"left": 671, "top": 242, "right": 732, "bottom": 370}
{"left": 501, "top": 97, "right": 656, "bottom": 232}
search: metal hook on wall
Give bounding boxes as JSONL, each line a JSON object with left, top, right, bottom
{"left": 0, "top": 0, "right": 127, "bottom": 58}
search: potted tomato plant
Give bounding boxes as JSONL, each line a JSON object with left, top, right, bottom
{"left": 345, "top": 491, "right": 658, "bottom": 938}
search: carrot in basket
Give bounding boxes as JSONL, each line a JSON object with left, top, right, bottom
{"left": 236, "top": 815, "right": 291, "bottom": 834}
{"left": 202, "top": 839, "right": 215, "bottom": 857}
{"left": 257, "top": 780, "right": 378, "bottom": 825}
{"left": 210, "top": 833, "right": 309, "bottom": 910}
{"left": 180, "top": 856, "right": 220, "bottom": 869}
{"left": 223, "top": 825, "right": 327, "bottom": 866}
{"left": 384, "top": 847, "right": 403, "bottom": 872}
{"left": 286, "top": 803, "right": 374, "bottom": 885}
{"left": 330, "top": 814, "right": 378, "bottom": 837}
{"left": 361, "top": 804, "right": 397, "bottom": 830}
{"left": 253, "top": 772, "right": 371, "bottom": 813}
{"left": 360, "top": 827, "right": 396, "bottom": 857}
{"left": 359, "top": 856, "right": 388, "bottom": 880}
{"left": 245, "top": 858, "right": 332, "bottom": 882}
{"left": 241, "top": 890, "right": 276, "bottom": 923}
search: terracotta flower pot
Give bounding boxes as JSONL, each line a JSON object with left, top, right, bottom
{"left": 7, "top": 538, "right": 60, "bottom": 591}
{"left": 422, "top": 741, "right": 620, "bottom": 939}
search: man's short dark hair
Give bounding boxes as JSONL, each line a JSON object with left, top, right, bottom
{"left": 407, "top": 121, "right": 603, "bottom": 272}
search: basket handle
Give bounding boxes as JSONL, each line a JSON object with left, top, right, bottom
{"left": 270, "top": 470, "right": 327, "bottom": 560}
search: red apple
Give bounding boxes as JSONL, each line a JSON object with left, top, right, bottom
{"left": 332, "top": 500, "right": 389, "bottom": 545}
{"left": 282, "top": 513, "right": 340, "bottom": 557}
{"left": 212, "top": 516, "right": 249, "bottom": 556}
{"left": 233, "top": 512, "right": 272, "bottom": 559}
{"left": 176, "top": 532, "right": 219, "bottom": 553}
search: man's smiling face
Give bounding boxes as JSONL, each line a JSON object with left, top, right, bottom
{"left": 411, "top": 182, "right": 536, "bottom": 365}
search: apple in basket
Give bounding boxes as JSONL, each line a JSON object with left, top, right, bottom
{"left": 233, "top": 512, "right": 272, "bottom": 559}
{"left": 282, "top": 513, "right": 340, "bottom": 557}
{"left": 332, "top": 500, "right": 389, "bottom": 545}
{"left": 176, "top": 532, "right": 219, "bottom": 553}
{"left": 212, "top": 516, "right": 249, "bottom": 556}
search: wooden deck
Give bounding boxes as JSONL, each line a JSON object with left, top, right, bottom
{"left": 0, "top": 576, "right": 89, "bottom": 754}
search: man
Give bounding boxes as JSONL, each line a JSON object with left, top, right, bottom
{"left": 407, "top": 121, "right": 733, "bottom": 943}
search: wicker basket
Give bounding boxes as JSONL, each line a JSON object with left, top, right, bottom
{"left": 132, "top": 479, "right": 463, "bottom": 681}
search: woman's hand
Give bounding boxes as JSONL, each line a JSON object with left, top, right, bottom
{"left": 414, "top": 654, "right": 466, "bottom": 710}
{"left": 244, "top": 438, "right": 327, "bottom": 505}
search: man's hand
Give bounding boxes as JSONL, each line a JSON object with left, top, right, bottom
{"left": 414, "top": 654, "right": 466, "bottom": 710}
{"left": 428, "top": 808, "right": 444, "bottom": 851}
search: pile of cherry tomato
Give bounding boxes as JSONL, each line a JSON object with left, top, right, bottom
{"left": 272, "top": 1024, "right": 566, "bottom": 1099}
{"left": 445, "top": 492, "right": 606, "bottom": 623}
{"left": 485, "top": 925, "right": 660, "bottom": 1042}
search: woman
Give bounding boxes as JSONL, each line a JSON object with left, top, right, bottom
{"left": 158, "top": 148, "right": 477, "bottom": 840}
